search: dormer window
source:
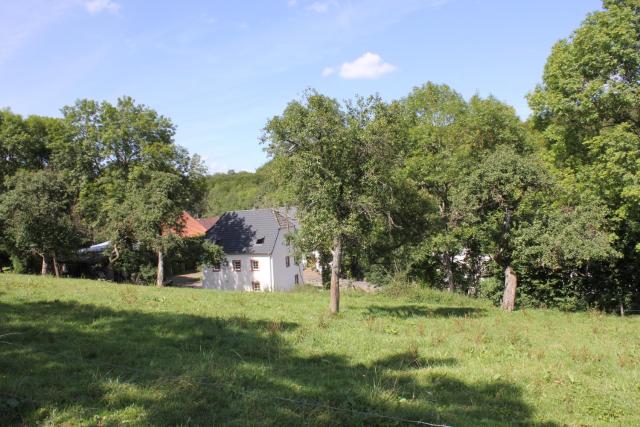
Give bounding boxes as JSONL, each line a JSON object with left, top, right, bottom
{"left": 256, "top": 237, "right": 265, "bottom": 245}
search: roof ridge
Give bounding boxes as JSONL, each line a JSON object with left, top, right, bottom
{"left": 221, "top": 207, "right": 274, "bottom": 214}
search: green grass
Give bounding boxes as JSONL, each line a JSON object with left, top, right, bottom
{"left": 1, "top": 274, "right": 638, "bottom": 426}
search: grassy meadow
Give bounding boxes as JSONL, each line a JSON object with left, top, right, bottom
{"left": 0, "top": 274, "right": 638, "bottom": 426}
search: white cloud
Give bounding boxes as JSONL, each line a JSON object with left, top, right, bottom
{"left": 85, "top": 0, "right": 120, "bottom": 14}
{"left": 287, "top": 0, "right": 298, "bottom": 6}
{"left": 338, "top": 52, "right": 396, "bottom": 79}
{"left": 321, "top": 66, "right": 335, "bottom": 77}
{"left": 307, "top": 1, "right": 337, "bottom": 13}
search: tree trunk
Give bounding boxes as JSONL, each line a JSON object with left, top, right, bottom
{"left": 156, "top": 250, "right": 164, "bottom": 287}
{"left": 444, "top": 252, "right": 455, "bottom": 292}
{"left": 501, "top": 266, "right": 517, "bottom": 311}
{"left": 52, "top": 253, "right": 60, "bottom": 278}
{"left": 40, "top": 255, "right": 49, "bottom": 276}
{"left": 107, "top": 245, "right": 119, "bottom": 281}
{"left": 329, "top": 236, "right": 342, "bottom": 314}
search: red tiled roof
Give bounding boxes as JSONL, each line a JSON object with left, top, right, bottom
{"left": 178, "top": 212, "right": 208, "bottom": 238}
{"left": 197, "top": 216, "right": 219, "bottom": 231}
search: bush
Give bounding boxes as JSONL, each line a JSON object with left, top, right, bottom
{"left": 9, "top": 255, "right": 25, "bottom": 274}
{"left": 364, "top": 265, "right": 393, "bottom": 287}
{"left": 477, "top": 276, "right": 503, "bottom": 306}
{"left": 136, "top": 264, "right": 158, "bottom": 285}
{"left": 379, "top": 271, "right": 418, "bottom": 297}
{"left": 199, "top": 240, "right": 224, "bottom": 270}
{"left": 166, "top": 237, "right": 206, "bottom": 274}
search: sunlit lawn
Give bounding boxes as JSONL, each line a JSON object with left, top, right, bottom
{"left": 1, "top": 274, "right": 638, "bottom": 426}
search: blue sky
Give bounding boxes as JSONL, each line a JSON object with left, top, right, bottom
{"left": 0, "top": 0, "right": 601, "bottom": 172}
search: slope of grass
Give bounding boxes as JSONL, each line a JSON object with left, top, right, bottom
{"left": 1, "top": 274, "right": 638, "bottom": 426}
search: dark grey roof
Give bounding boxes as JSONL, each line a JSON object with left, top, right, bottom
{"left": 206, "top": 208, "right": 297, "bottom": 255}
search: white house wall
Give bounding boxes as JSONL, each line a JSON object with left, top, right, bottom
{"left": 271, "top": 229, "right": 304, "bottom": 291}
{"left": 203, "top": 254, "right": 272, "bottom": 291}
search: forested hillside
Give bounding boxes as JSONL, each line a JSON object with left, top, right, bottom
{"left": 203, "top": 163, "right": 275, "bottom": 216}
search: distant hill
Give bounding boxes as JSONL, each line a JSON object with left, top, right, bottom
{"left": 204, "top": 162, "right": 280, "bottom": 216}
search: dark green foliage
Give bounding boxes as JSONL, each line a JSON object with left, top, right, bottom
{"left": 204, "top": 167, "right": 270, "bottom": 215}
{"left": 401, "top": 84, "right": 531, "bottom": 293}
{"left": 455, "top": 146, "right": 552, "bottom": 267}
{"left": 263, "top": 91, "right": 409, "bottom": 312}
{"left": 263, "top": 91, "right": 406, "bottom": 254}
{"left": 0, "top": 169, "right": 83, "bottom": 270}
{"left": 528, "top": 0, "right": 640, "bottom": 310}
{"left": 199, "top": 240, "right": 225, "bottom": 269}
{"left": 0, "top": 96, "right": 207, "bottom": 283}
{"left": 111, "top": 246, "right": 157, "bottom": 284}
{"left": 0, "top": 110, "right": 51, "bottom": 190}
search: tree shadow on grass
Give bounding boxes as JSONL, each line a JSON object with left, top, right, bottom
{"left": 374, "top": 351, "right": 458, "bottom": 370}
{"left": 366, "top": 304, "right": 486, "bottom": 319}
{"left": 0, "top": 300, "right": 553, "bottom": 426}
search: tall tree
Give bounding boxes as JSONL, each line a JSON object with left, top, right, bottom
{"left": 455, "top": 147, "right": 552, "bottom": 310}
{"left": 66, "top": 97, "right": 207, "bottom": 282}
{"left": 262, "top": 91, "right": 405, "bottom": 313}
{"left": 0, "top": 110, "right": 51, "bottom": 190}
{"left": 513, "top": 190, "right": 618, "bottom": 309}
{"left": 403, "top": 83, "right": 469, "bottom": 292}
{"left": 0, "top": 169, "right": 80, "bottom": 276}
{"left": 403, "top": 84, "right": 530, "bottom": 292}
{"left": 528, "top": 0, "right": 640, "bottom": 309}
{"left": 120, "top": 167, "right": 191, "bottom": 287}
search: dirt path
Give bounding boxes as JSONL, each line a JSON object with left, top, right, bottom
{"left": 166, "top": 271, "right": 202, "bottom": 288}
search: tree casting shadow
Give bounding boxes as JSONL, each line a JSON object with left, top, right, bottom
{"left": 1, "top": 300, "right": 552, "bottom": 426}
{"left": 366, "top": 304, "right": 487, "bottom": 319}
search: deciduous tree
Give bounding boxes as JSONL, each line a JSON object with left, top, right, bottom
{"left": 528, "top": 0, "right": 640, "bottom": 309}
{"left": 262, "top": 91, "right": 405, "bottom": 313}
{"left": 0, "top": 169, "right": 81, "bottom": 276}
{"left": 455, "top": 146, "right": 551, "bottom": 310}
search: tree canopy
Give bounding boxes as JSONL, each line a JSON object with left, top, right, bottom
{"left": 0, "top": 97, "right": 205, "bottom": 284}
{"left": 263, "top": 91, "right": 406, "bottom": 313}
{"left": 529, "top": 0, "right": 640, "bottom": 309}
{"left": 0, "top": 169, "right": 80, "bottom": 276}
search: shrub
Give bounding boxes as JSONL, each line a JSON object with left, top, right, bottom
{"left": 199, "top": 240, "right": 224, "bottom": 270}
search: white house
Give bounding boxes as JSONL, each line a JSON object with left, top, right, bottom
{"left": 202, "top": 208, "right": 304, "bottom": 291}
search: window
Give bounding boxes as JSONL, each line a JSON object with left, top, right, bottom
{"left": 294, "top": 274, "right": 299, "bottom": 285}
{"left": 256, "top": 237, "right": 265, "bottom": 244}
{"left": 212, "top": 262, "right": 221, "bottom": 272}
{"left": 285, "top": 256, "right": 290, "bottom": 268}
{"left": 252, "top": 281, "right": 260, "bottom": 291}
{"left": 232, "top": 260, "right": 241, "bottom": 271}
{"left": 251, "top": 260, "right": 259, "bottom": 271}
